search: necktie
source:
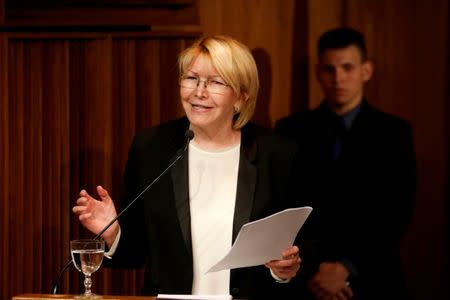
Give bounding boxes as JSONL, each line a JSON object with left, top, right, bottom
{"left": 332, "top": 116, "right": 346, "bottom": 160}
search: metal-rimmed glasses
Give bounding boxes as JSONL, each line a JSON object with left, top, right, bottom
{"left": 179, "top": 74, "right": 231, "bottom": 95}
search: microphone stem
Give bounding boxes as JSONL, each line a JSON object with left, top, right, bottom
{"left": 93, "top": 150, "right": 185, "bottom": 240}
{"left": 51, "top": 259, "right": 73, "bottom": 294}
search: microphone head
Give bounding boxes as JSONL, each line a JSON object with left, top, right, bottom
{"left": 182, "top": 129, "right": 194, "bottom": 152}
{"left": 185, "top": 130, "right": 194, "bottom": 141}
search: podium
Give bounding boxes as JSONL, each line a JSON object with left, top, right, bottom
{"left": 13, "top": 295, "right": 154, "bottom": 300}
{"left": 13, "top": 294, "right": 246, "bottom": 300}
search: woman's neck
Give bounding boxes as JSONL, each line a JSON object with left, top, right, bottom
{"left": 190, "top": 126, "right": 241, "bottom": 152}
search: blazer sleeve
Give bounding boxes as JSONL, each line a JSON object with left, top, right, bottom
{"left": 104, "top": 133, "right": 150, "bottom": 268}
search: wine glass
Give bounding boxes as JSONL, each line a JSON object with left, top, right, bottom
{"left": 70, "top": 239, "right": 105, "bottom": 299}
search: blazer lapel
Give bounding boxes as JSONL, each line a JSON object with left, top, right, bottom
{"left": 169, "top": 118, "right": 192, "bottom": 255}
{"left": 171, "top": 149, "right": 192, "bottom": 255}
{"left": 232, "top": 125, "right": 258, "bottom": 242}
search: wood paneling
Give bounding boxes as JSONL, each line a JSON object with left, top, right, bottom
{"left": 0, "top": 32, "right": 197, "bottom": 300}
{"left": 0, "top": 32, "right": 9, "bottom": 300}
{"left": 447, "top": 7, "right": 450, "bottom": 291}
{"left": 0, "top": 0, "right": 4, "bottom": 24}
{"left": 401, "top": 2, "right": 448, "bottom": 299}
{"left": 198, "top": 0, "right": 296, "bottom": 127}
{"left": 306, "top": 0, "right": 344, "bottom": 109}
{"left": 3, "top": 0, "right": 199, "bottom": 28}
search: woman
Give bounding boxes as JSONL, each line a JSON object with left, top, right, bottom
{"left": 73, "top": 35, "right": 301, "bottom": 299}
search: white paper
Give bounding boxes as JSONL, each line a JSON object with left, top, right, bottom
{"left": 207, "top": 206, "right": 312, "bottom": 273}
{"left": 156, "top": 294, "right": 231, "bottom": 300}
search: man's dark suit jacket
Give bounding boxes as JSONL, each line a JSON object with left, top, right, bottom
{"left": 275, "top": 101, "right": 416, "bottom": 300}
{"left": 108, "top": 117, "right": 300, "bottom": 299}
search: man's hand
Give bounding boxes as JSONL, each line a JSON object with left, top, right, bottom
{"left": 308, "top": 261, "right": 354, "bottom": 300}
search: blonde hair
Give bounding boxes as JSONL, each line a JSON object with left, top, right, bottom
{"left": 178, "top": 35, "right": 259, "bottom": 129}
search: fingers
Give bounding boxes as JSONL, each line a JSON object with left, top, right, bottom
{"left": 74, "top": 190, "right": 93, "bottom": 208}
{"left": 73, "top": 199, "right": 91, "bottom": 221}
{"left": 265, "top": 245, "right": 301, "bottom": 270}
{"left": 308, "top": 277, "right": 354, "bottom": 300}
{"left": 97, "top": 185, "right": 112, "bottom": 204}
{"left": 73, "top": 190, "right": 90, "bottom": 213}
{"left": 79, "top": 189, "right": 95, "bottom": 201}
{"left": 266, "top": 247, "right": 301, "bottom": 280}
{"left": 73, "top": 188, "right": 100, "bottom": 216}
{"left": 268, "top": 256, "right": 301, "bottom": 268}
{"left": 272, "top": 245, "right": 301, "bottom": 268}
{"left": 78, "top": 212, "right": 92, "bottom": 221}
{"left": 266, "top": 246, "right": 301, "bottom": 267}
{"left": 72, "top": 205, "right": 86, "bottom": 214}
{"left": 73, "top": 192, "right": 88, "bottom": 215}
{"left": 74, "top": 187, "right": 110, "bottom": 208}
{"left": 282, "top": 245, "right": 299, "bottom": 258}
{"left": 78, "top": 187, "right": 110, "bottom": 202}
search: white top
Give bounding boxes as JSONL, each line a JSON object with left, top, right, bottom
{"left": 188, "top": 141, "right": 240, "bottom": 295}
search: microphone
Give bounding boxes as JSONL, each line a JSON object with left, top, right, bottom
{"left": 51, "top": 129, "right": 194, "bottom": 294}
{"left": 183, "top": 129, "right": 194, "bottom": 151}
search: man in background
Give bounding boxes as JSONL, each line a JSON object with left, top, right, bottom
{"left": 276, "top": 27, "right": 416, "bottom": 300}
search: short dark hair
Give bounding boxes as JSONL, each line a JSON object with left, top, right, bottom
{"left": 318, "top": 27, "right": 367, "bottom": 61}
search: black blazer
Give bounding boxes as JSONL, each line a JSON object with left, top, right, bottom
{"left": 109, "top": 117, "right": 300, "bottom": 299}
{"left": 275, "top": 101, "right": 416, "bottom": 300}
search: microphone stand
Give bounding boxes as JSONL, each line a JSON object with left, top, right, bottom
{"left": 51, "top": 130, "right": 194, "bottom": 294}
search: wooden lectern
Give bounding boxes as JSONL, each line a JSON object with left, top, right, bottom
{"left": 12, "top": 294, "right": 154, "bottom": 300}
{"left": 12, "top": 295, "right": 244, "bottom": 300}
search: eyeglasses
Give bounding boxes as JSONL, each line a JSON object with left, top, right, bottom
{"left": 179, "top": 74, "right": 230, "bottom": 95}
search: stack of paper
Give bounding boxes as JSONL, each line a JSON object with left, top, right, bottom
{"left": 208, "top": 206, "right": 313, "bottom": 272}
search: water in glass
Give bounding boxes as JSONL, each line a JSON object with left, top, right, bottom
{"left": 70, "top": 239, "right": 105, "bottom": 299}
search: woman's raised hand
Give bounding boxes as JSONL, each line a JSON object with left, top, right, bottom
{"left": 72, "top": 185, "right": 119, "bottom": 247}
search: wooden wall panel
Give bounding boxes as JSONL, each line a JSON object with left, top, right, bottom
{"left": 0, "top": 32, "right": 9, "bottom": 300}
{"left": 306, "top": 0, "right": 344, "bottom": 109}
{"left": 0, "top": 34, "right": 197, "bottom": 300}
{"left": 8, "top": 40, "right": 43, "bottom": 295}
{"left": 40, "top": 40, "right": 71, "bottom": 292}
{"left": 401, "top": 2, "right": 449, "bottom": 299}
{"left": 67, "top": 37, "right": 116, "bottom": 295}
{"left": 447, "top": 5, "right": 450, "bottom": 291}
{"left": 198, "top": 0, "right": 296, "bottom": 127}
{"left": 3, "top": 0, "right": 199, "bottom": 27}
{"left": 343, "top": 0, "right": 415, "bottom": 120}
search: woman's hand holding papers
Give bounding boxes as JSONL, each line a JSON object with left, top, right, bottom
{"left": 265, "top": 245, "right": 301, "bottom": 280}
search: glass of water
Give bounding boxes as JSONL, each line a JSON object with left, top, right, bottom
{"left": 70, "top": 239, "right": 105, "bottom": 298}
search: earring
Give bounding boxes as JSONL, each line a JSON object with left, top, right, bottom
{"left": 234, "top": 106, "right": 240, "bottom": 114}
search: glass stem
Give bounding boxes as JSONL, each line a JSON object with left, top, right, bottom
{"left": 84, "top": 274, "right": 92, "bottom": 296}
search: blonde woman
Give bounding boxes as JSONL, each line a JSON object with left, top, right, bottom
{"left": 73, "top": 35, "right": 301, "bottom": 299}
